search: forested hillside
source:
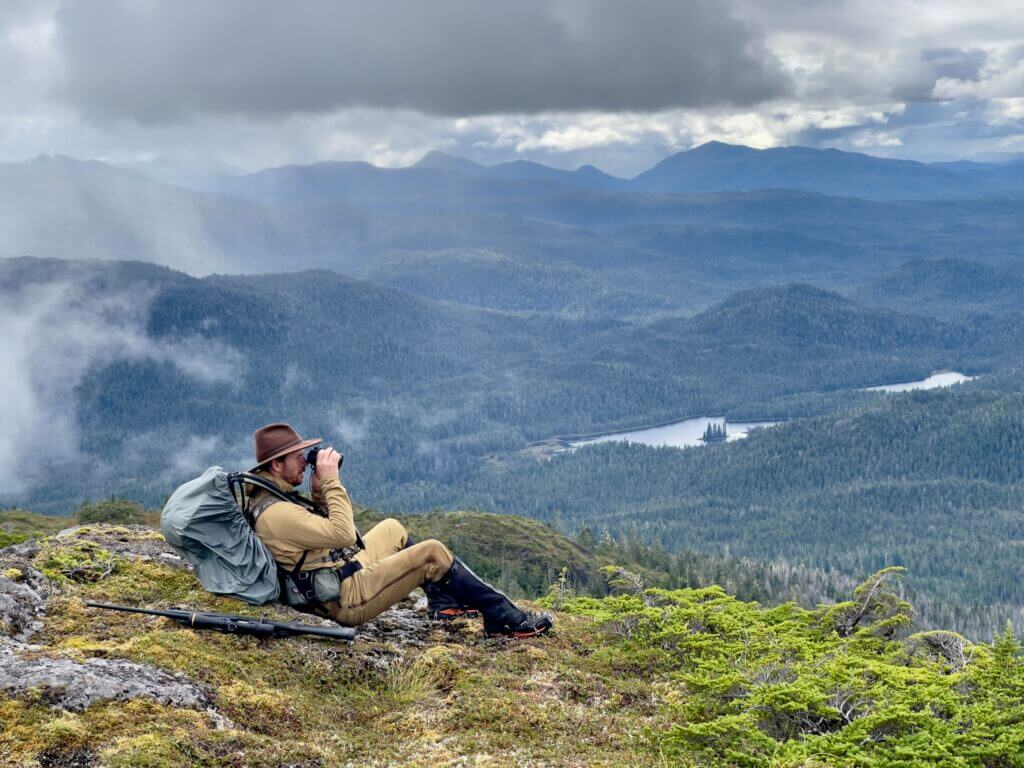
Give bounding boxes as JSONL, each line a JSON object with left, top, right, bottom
{"left": 5, "top": 257, "right": 1009, "bottom": 510}
{"left": 856, "top": 258, "right": 1024, "bottom": 318}
{"left": 352, "top": 248, "right": 673, "bottom": 319}
{"left": 450, "top": 386, "right": 1024, "bottom": 638}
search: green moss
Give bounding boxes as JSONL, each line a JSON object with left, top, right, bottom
{"left": 215, "top": 681, "right": 299, "bottom": 737}
{"left": 34, "top": 540, "right": 120, "bottom": 584}
{"left": 87, "top": 559, "right": 213, "bottom": 605}
{"left": 67, "top": 525, "right": 163, "bottom": 541}
{"left": 0, "top": 699, "right": 50, "bottom": 760}
{"left": 39, "top": 711, "right": 90, "bottom": 749}
{"left": 0, "top": 531, "right": 28, "bottom": 548}
{"left": 100, "top": 732, "right": 182, "bottom": 768}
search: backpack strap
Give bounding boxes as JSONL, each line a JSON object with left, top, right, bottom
{"left": 243, "top": 484, "right": 316, "bottom": 580}
{"left": 247, "top": 492, "right": 281, "bottom": 525}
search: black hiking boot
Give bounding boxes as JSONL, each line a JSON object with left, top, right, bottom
{"left": 422, "top": 580, "right": 480, "bottom": 621}
{"left": 438, "top": 559, "right": 553, "bottom": 638}
{"left": 405, "top": 534, "right": 480, "bottom": 621}
{"left": 482, "top": 605, "right": 553, "bottom": 639}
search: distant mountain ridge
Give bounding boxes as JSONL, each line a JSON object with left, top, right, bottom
{"left": 209, "top": 141, "right": 1024, "bottom": 203}
{"left": 630, "top": 141, "right": 974, "bottom": 198}
{"left": 6, "top": 151, "right": 1024, "bottom": 325}
{"left": 413, "top": 150, "right": 628, "bottom": 191}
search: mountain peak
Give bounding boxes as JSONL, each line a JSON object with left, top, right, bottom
{"left": 412, "top": 150, "right": 484, "bottom": 173}
{"left": 690, "top": 140, "right": 751, "bottom": 154}
{"left": 631, "top": 141, "right": 971, "bottom": 198}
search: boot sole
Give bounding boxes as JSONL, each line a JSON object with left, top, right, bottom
{"left": 510, "top": 627, "right": 551, "bottom": 639}
{"left": 485, "top": 628, "right": 551, "bottom": 639}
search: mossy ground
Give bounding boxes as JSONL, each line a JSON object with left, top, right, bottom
{"left": 2, "top": 526, "right": 671, "bottom": 767}
{"left": 5, "top": 524, "right": 1024, "bottom": 767}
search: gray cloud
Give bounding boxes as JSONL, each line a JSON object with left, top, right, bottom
{"left": 732, "top": 2, "right": 1009, "bottom": 104}
{"left": 0, "top": 0, "right": 1022, "bottom": 177}
{"left": 891, "top": 48, "right": 990, "bottom": 102}
{"left": 51, "top": 0, "right": 789, "bottom": 122}
{"left": 922, "top": 48, "right": 987, "bottom": 83}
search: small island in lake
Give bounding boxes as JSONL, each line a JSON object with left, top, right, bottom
{"left": 701, "top": 421, "right": 727, "bottom": 443}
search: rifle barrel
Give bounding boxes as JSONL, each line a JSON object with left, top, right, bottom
{"left": 87, "top": 603, "right": 356, "bottom": 642}
{"left": 274, "top": 620, "right": 356, "bottom": 641}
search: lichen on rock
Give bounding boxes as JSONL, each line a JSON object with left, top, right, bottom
{"left": 0, "top": 539, "right": 51, "bottom": 642}
{"left": 0, "top": 641, "right": 216, "bottom": 713}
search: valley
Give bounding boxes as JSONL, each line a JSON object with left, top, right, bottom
{"left": 2, "top": 144, "right": 1024, "bottom": 639}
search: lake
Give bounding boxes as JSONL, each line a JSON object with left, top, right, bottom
{"left": 570, "top": 417, "right": 779, "bottom": 450}
{"left": 862, "top": 370, "right": 976, "bottom": 393}
{"left": 565, "top": 370, "right": 975, "bottom": 452}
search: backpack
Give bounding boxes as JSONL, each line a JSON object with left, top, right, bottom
{"left": 160, "top": 466, "right": 280, "bottom": 604}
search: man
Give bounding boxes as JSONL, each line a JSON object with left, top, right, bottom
{"left": 247, "top": 422, "right": 552, "bottom": 637}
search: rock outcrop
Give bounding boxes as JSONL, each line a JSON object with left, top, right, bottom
{"left": 0, "top": 643, "right": 215, "bottom": 712}
{"left": 0, "top": 523, "right": 452, "bottom": 717}
{"left": 0, "top": 539, "right": 51, "bottom": 642}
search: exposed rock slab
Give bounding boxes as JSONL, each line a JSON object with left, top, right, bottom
{"left": 356, "top": 595, "right": 434, "bottom": 646}
{"left": 55, "top": 524, "right": 190, "bottom": 569}
{"left": 0, "top": 640, "right": 214, "bottom": 712}
{"left": 0, "top": 540, "right": 51, "bottom": 642}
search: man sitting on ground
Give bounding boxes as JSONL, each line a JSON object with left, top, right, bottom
{"left": 247, "top": 422, "right": 552, "bottom": 637}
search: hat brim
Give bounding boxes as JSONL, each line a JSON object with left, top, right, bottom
{"left": 248, "top": 437, "right": 322, "bottom": 473}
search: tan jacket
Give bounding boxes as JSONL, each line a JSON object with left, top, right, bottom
{"left": 251, "top": 471, "right": 357, "bottom": 571}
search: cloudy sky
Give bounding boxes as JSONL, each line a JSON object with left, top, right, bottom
{"left": 2, "top": 0, "right": 1023, "bottom": 178}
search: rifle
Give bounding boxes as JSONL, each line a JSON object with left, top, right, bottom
{"left": 86, "top": 602, "right": 356, "bottom": 642}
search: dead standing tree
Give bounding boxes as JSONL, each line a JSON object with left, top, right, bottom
{"left": 822, "top": 566, "right": 914, "bottom": 638}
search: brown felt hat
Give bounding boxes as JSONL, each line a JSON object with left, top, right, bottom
{"left": 250, "top": 422, "right": 322, "bottom": 472}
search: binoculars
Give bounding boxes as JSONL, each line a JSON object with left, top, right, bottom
{"left": 306, "top": 446, "right": 344, "bottom": 470}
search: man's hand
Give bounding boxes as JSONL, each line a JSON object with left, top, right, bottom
{"left": 314, "top": 447, "right": 342, "bottom": 486}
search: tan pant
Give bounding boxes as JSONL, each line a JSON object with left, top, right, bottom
{"left": 326, "top": 518, "right": 454, "bottom": 626}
